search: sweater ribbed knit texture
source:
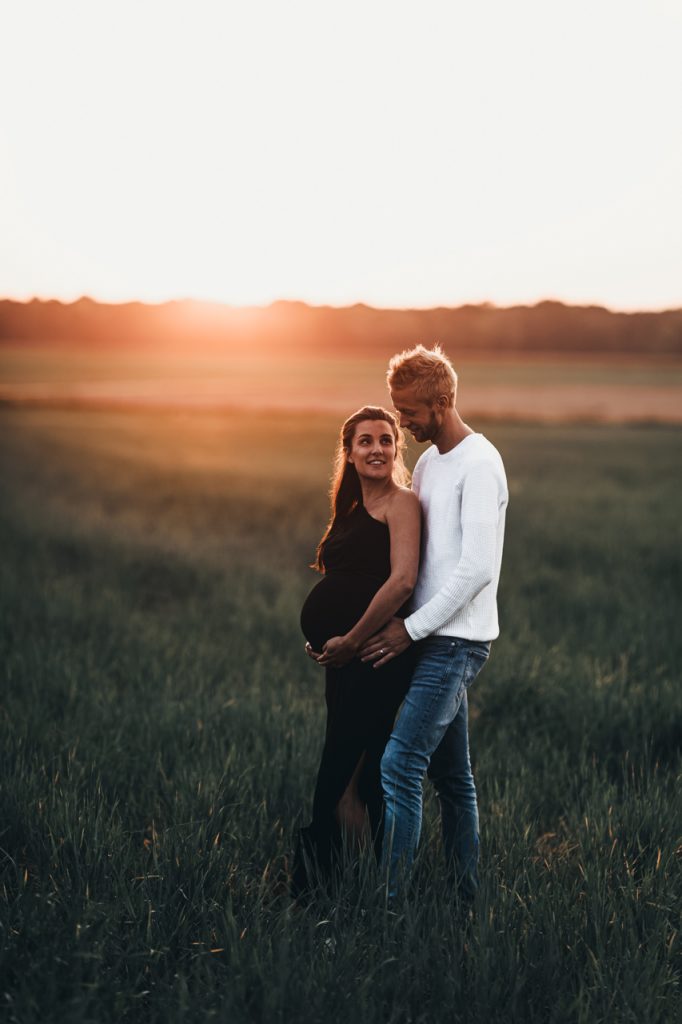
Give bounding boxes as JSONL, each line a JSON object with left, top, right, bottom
{"left": 404, "top": 433, "right": 508, "bottom": 643}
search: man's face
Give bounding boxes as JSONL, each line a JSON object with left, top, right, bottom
{"left": 390, "top": 385, "right": 443, "bottom": 443}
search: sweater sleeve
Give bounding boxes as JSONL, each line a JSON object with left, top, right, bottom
{"left": 403, "top": 463, "right": 502, "bottom": 641}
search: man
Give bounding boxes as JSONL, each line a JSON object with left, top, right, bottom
{"left": 360, "top": 344, "right": 508, "bottom": 901}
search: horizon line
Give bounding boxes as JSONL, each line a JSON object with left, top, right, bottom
{"left": 2, "top": 294, "right": 682, "bottom": 317}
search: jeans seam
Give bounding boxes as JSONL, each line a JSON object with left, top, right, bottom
{"left": 383, "top": 647, "right": 459, "bottom": 860}
{"left": 411, "top": 644, "right": 461, "bottom": 752}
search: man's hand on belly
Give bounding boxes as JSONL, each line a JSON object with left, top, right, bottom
{"left": 360, "top": 618, "right": 412, "bottom": 669}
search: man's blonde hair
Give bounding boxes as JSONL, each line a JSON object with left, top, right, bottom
{"left": 387, "top": 343, "right": 458, "bottom": 406}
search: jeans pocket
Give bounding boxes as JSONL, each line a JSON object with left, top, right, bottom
{"left": 462, "top": 646, "right": 489, "bottom": 689}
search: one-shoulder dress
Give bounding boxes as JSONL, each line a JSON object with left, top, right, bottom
{"left": 294, "top": 503, "right": 414, "bottom": 893}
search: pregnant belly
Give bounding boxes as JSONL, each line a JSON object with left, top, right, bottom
{"left": 300, "top": 572, "right": 384, "bottom": 652}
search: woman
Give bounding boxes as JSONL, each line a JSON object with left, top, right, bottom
{"left": 294, "top": 405, "right": 421, "bottom": 895}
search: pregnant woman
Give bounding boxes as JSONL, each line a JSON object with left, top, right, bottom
{"left": 294, "top": 405, "right": 421, "bottom": 896}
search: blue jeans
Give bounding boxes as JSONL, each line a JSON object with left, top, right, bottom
{"left": 380, "top": 636, "right": 490, "bottom": 900}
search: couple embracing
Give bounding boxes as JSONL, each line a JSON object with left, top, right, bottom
{"left": 295, "top": 344, "right": 508, "bottom": 903}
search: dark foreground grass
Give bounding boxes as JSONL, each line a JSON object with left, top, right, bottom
{"left": 1, "top": 406, "right": 681, "bottom": 1023}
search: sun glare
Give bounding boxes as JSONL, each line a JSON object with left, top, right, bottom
{"left": 1, "top": 1, "right": 681, "bottom": 310}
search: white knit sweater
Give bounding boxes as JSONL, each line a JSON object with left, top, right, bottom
{"left": 404, "top": 433, "right": 508, "bottom": 643}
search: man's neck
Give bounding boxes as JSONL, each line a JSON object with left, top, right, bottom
{"left": 432, "top": 409, "right": 474, "bottom": 454}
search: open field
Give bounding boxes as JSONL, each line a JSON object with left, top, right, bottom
{"left": 1, "top": 343, "right": 682, "bottom": 421}
{"left": 1, "top": 404, "right": 681, "bottom": 1023}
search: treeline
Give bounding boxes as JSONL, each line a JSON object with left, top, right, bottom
{"left": 1, "top": 297, "right": 681, "bottom": 355}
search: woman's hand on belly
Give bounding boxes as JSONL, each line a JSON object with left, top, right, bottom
{"left": 304, "top": 641, "right": 324, "bottom": 665}
{"left": 316, "top": 634, "right": 360, "bottom": 668}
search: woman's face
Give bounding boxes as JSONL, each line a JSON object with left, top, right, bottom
{"left": 347, "top": 419, "right": 397, "bottom": 482}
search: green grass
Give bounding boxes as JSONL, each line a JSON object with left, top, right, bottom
{"left": 1, "top": 405, "right": 681, "bottom": 1023}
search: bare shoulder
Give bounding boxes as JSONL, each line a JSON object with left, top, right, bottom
{"left": 386, "top": 486, "right": 421, "bottom": 517}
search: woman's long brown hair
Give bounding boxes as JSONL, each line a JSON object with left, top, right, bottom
{"left": 314, "top": 405, "right": 409, "bottom": 572}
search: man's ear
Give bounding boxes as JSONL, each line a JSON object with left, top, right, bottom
{"left": 435, "top": 394, "right": 450, "bottom": 410}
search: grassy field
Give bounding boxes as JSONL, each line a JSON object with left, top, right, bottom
{"left": 1, "top": 403, "right": 681, "bottom": 1023}
{"left": 2, "top": 344, "right": 682, "bottom": 421}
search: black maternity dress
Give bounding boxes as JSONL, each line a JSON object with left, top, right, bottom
{"left": 294, "top": 502, "right": 414, "bottom": 894}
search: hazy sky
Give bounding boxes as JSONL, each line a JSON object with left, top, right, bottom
{"left": 2, "top": 0, "right": 681, "bottom": 310}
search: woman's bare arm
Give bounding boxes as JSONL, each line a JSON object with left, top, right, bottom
{"left": 317, "top": 489, "right": 420, "bottom": 666}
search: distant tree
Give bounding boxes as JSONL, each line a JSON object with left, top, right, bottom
{"left": 0, "top": 297, "right": 680, "bottom": 355}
